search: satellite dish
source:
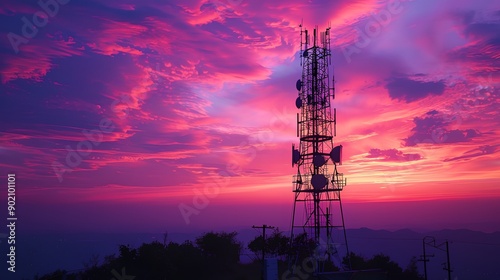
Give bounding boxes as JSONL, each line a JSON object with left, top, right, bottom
{"left": 313, "top": 154, "right": 325, "bottom": 167}
{"left": 295, "top": 97, "right": 302, "bottom": 109}
{"left": 296, "top": 79, "right": 302, "bottom": 91}
{"left": 330, "top": 145, "right": 343, "bottom": 164}
{"left": 311, "top": 174, "right": 327, "bottom": 190}
{"left": 292, "top": 148, "right": 301, "bottom": 165}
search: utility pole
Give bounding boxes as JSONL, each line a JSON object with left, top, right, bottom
{"left": 253, "top": 224, "right": 275, "bottom": 280}
{"left": 419, "top": 237, "right": 434, "bottom": 280}
{"left": 420, "top": 236, "right": 452, "bottom": 280}
{"left": 423, "top": 239, "right": 427, "bottom": 280}
{"left": 444, "top": 241, "right": 452, "bottom": 280}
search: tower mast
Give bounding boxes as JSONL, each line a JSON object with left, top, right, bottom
{"left": 291, "top": 25, "right": 350, "bottom": 273}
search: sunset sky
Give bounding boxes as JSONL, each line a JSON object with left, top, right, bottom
{"left": 0, "top": 0, "right": 499, "bottom": 235}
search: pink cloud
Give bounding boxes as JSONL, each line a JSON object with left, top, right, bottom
{"left": 1, "top": 36, "right": 83, "bottom": 83}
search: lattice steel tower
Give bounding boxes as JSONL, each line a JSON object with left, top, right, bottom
{"left": 290, "top": 25, "right": 350, "bottom": 272}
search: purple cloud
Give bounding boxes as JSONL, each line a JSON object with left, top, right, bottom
{"left": 404, "top": 111, "right": 480, "bottom": 146}
{"left": 366, "top": 148, "right": 421, "bottom": 161}
{"left": 386, "top": 76, "right": 446, "bottom": 102}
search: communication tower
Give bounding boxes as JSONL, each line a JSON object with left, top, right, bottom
{"left": 290, "top": 25, "right": 350, "bottom": 272}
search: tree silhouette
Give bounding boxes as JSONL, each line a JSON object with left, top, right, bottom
{"left": 343, "top": 252, "right": 424, "bottom": 280}
{"left": 369, "top": 254, "right": 403, "bottom": 279}
{"left": 196, "top": 231, "right": 242, "bottom": 268}
{"left": 402, "top": 256, "right": 424, "bottom": 280}
{"left": 345, "top": 252, "right": 369, "bottom": 270}
{"left": 36, "top": 232, "right": 423, "bottom": 280}
{"left": 118, "top": 244, "right": 137, "bottom": 268}
{"left": 248, "top": 228, "right": 289, "bottom": 260}
{"left": 165, "top": 240, "right": 205, "bottom": 279}
{"left": 136, "top": 241, "right": 168, "bottom": 278}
